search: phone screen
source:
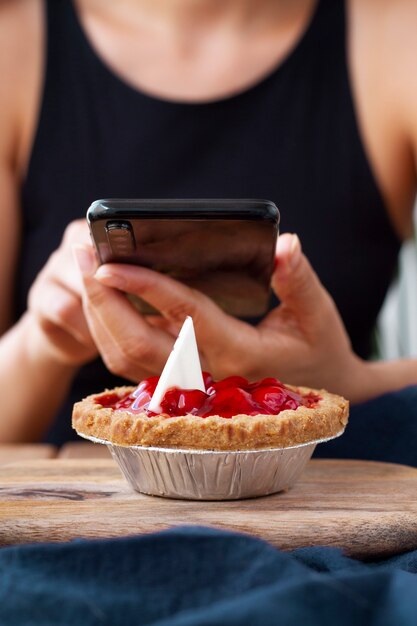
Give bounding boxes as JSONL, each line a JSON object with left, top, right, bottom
{"left": 88, "top": 200, "right": 279, "bottom": 318}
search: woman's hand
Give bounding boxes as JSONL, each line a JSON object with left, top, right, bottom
{"left": 74, "top": 233, "right": 368, "bottom": 399}
{"left": 27, "top": 220, "right": 98, "bottom": 366}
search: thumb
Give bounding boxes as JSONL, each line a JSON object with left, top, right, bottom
{"left": 271, "top": 233, "right": 331, "bottom": 322}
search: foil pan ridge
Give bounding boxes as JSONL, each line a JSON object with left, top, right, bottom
{"left": 78, "top": 430, "right": 344, "bottom": 500}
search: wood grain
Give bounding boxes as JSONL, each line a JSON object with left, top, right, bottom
{"left": 0, "top": 459, "right": 416, "bottom": 559}
{"left": 58, "top": 442, "right": 112, "bottom": 459}
{"left": 0, "top": 444, "right": 57, "bottom": 465}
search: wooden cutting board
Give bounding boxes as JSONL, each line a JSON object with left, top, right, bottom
{"left": 1, "top": 458, "right": 416, "bottom": 559}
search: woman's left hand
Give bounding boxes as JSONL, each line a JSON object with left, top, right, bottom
{"left": 74, "top": 234, "right": 365, "bottom": 400}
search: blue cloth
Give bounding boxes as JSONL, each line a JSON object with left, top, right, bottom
{"left": 1, "top": 526, "right": 417, "bottom": 625}
{"left": 314, "top": 384, "right": 417, "bottom": 466}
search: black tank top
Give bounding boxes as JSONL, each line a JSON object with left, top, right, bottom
{"left": 18, "top": 0, "right": 401, "bottom": 444}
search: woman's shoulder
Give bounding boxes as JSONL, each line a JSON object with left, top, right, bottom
{"left": 0, "top": 0, "right": 43, "bottom": 175}
{"left": 0, "top": 0, "right": 42, "bottom": 96}
{"left": 348, "top": 0, "right": 417, "bottom": 239}
{"left": 349, "top": 0, "right": 417, "bottom": 117}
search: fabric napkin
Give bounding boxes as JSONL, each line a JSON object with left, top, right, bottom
{"left": 1, "top": 526, "right": 417, "bottom": 625}
{"left": 314, "top": 384, "right": 417, "bottom": 466}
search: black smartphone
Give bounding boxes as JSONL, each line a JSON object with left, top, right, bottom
{"left": 87, "top": 199, "right": 279, "bottom": 318}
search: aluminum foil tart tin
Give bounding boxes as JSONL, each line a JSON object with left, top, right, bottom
{"left": 78, "top": 430, "right": 345, "bottom": 500}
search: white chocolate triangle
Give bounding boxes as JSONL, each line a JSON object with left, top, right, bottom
{"left": 148, "top": 316, "right": 205, "bottom": 413}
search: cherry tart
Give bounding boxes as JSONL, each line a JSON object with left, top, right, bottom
{"left": 73, "top": 374, "right": 349, "bottom": 451}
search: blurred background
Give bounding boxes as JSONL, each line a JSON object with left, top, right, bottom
{"left": 378, "top": 203, "right": 417, "bottom": 359}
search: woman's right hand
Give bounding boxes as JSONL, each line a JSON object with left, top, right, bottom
{"left": 27, "top": 219, "right": 98, "bottom": 366}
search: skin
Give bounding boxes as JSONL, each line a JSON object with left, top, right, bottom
{"left": 0, "top": 0, "right": 417, "bottom": 441}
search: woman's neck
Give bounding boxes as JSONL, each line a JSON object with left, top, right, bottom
{"left": 75, "top": 0, "right": 316, "bottom": 101}
{"left": 105, "top": 0, "right": 303, "bottom": 37}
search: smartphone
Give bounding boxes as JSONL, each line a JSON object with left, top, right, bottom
{"left": 87, "top": 199, "right": 279, "bottom": 318}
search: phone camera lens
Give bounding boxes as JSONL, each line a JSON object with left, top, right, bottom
{"left": 105, "top": 221, "right": 135, "bottom": 255}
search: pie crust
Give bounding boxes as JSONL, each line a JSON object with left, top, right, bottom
{"left": 72, "top": 384, "right": 349, "bottom": 451}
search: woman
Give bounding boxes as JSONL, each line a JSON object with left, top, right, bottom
{"left": 0, "top": 0, "right": 416, "bottom": 446}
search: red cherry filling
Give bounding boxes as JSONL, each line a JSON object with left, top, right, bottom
{"left": 94, "top": 392, "right": 120, "bottom": 408}
{"left": 251, "top": 386, "right": 297, "bottom": 412}
{"left": 202, "top": 387, "right": 257, "bottom": 418}
{"left": 160, "top": 388, "right": 208, "bottom": 416}
{"left": 130, "top": 376, "right": 159, "bottom": 411}
{"left": 94, "top": 372, "right": 321, "bottom": 418}
{"left": 96, "top": 392, "right": 138, "bottom": 411}
{"left": 206, "top": 376, "right": 250, "bottom": 395}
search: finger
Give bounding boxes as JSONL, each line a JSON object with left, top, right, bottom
{"left": 93, "top": 262, "right": 252, "bottom": 352}
{"left": 30, "top": 279, "right": 94, "bottom": 346}
{"left": 62, "top": 219, "right": 91, "bottom": 246}
{"left": 73, "top": 245, "right": 175, "bottom": 370}
{"left": 271, "top": 233, "right": 334, "bottom": 326}
{"left": 47, "top": 248, "right": 86, "bottom": 295}
{"left": 94, "top": 262, "right": 260, "bottom": 375}
{"left": 50, "top": 220, "right": 93, "bottom": 294}
{"left": 145, "top": 315, "right": 179, "bottom": 337}
{"left": 81, "top": 302, "right": 160, "bottom": 381}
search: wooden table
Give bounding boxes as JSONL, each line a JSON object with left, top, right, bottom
{"left": 0, "top": 442, "right": 110, "bottom": 464}
{"left": 58, "top": 441, "right": 112, "bottom": 459}
{"left": 0, "top": 444, "right": 57, "bottom": 465}
{"left": 1, "top": 455, "right": 417, "bottom": 559}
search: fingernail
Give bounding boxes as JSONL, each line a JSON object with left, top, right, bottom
{"left": 94, "top": 267, "right": 126, "bottom": 290}
{"left": 275, "top": 233, "right": 301, "bottom": 274}
{"left": 288, "top": 234, "right": 301, "bottom": 269}
{"left": 73, "top": 245, "right": 95, "bottom": 276}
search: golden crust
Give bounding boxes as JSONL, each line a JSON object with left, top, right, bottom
{"left": 72, "top": 384, "right": 349, "bottom": 451}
